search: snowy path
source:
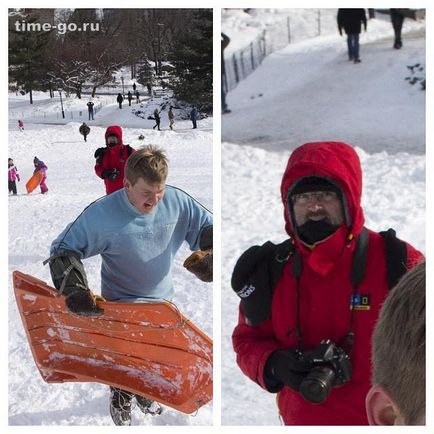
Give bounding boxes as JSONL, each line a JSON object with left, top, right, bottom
{"left": 223, "top": 27, "right": 425, "bottom": 154}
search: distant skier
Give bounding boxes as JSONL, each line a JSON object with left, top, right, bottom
{"left": 8, "top": 158, "right": 20, "bottom": 195}
{"left": 94, "top": 125, "right": 135, "bottom": 194}
{"left": 18, "top": 119, "right": 24, "bottom": 131}
{"left": 190, "top": 106, "right": 198, "bottom": 129}
{"left": 127, "top": 91, "right": 133, "bottom": 106}
{"left": 337, "top": 8, "right": 367, "bottom": 63}
{"left": 135, "top": 90, "right": 140, "bottom": 104}
{"left": 152, "top": 108, "right": 161, "bottom": 131}
{"left": 79, "top": 122, "right": 90, "bottom": 142}
{"left": 168, "top": 106, "right": 174, "bottom": 130}
{"left": 87, "top": 101, "right": 95, "bottom": 120}
{"left": 117, "top": 93, "right": 124, "bottom": 109}
{"left": 33, "top": 157, "right": 48, "bottom": 194}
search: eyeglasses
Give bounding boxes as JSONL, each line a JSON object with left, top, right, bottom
{"left": 292, "top": 191, "right": 338, "bottom": 205}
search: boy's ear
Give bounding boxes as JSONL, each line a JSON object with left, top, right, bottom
{"left": 365, "top": 384, "right": 402, "bottom": 425}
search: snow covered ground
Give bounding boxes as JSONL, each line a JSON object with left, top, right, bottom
{"left": 221, "top": 9, "right": 425, "bottom": 426}
{"left": 8, "top": 93, "right": 213, "bottom": 425}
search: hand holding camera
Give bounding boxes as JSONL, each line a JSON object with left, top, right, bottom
{"left": 265, "top": 340, "right": 352, "bottom": 403}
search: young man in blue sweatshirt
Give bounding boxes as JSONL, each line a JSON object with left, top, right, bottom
{"left": 47, "top": 145, "right": 213, "bottom": 425}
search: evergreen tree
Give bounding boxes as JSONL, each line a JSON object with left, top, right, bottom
{"left": 9, "top": 10, "right": 52, "bottom": 104}
{"left": 136, "top": 60, "right": 154, "bottom": 87}
{"left": 168, "top": 9, "right": 212, "bottom": 112}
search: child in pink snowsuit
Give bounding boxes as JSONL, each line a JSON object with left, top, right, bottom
{"left": 18, "top": 120, "right": 24, "bottom": 131}
{"left": 8, "top": 158, "right": 20, "bottom": 195}
{"left": 33, "top": 156, "right": 48, "bottom": 194}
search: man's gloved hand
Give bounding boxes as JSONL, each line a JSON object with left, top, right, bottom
{"left": 102, "top": 168, "right": 120, "bottom": 181}
{"left": 64, "top": 288, "right": 104, "bottom": 316}
{"left": 47, "top": 251, "right": 103, "bottom": 316}
{"left": 184, "top": 249, "right": 213, "bottom": 282}
{"left": 264, "top": 349, "right": 311, "bottom": 392}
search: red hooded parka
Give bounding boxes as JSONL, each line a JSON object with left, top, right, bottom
{"left": 232, "top": 141, "right": 423, "bottom": 425}
{"left": 94, "top": 125, "right": 135, "bottom": 194}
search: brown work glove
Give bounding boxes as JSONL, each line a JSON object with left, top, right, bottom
{"left": 183, "top": 249, "right": 213, "bottom": 282}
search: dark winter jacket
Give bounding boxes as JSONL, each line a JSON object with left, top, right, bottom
{"left": 190, "top": 108, "right": 197, "bottom": 121}
{"left": 117, "top": 94, "right": 124, "bottom": 103}
{"left": 94, "top": 125, "right": 135, "bottom": 194}
{"left": 337, "top": 9, "right": 367, "bottom": 35}
{"left": 87, "top": 101, "right": 94, "bottom": 112}
{"left": 127, "top": 91, "right": 133, "bottom": 101}
{"left": 154, "top": 110, "right": 160, "bottom": 122}
{"left": 79, "top": 124, "right": 90, "bottom": 136}
{"left": 232, "top": 141, "right": 423, "bottom": 425}
{"left": 221, "top": 33, "right": 230, "bottom": 74}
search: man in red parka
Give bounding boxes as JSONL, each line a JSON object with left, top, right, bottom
{"left": 94, "top": 125, "right": 135, "bottom": 194}
{"left": 231, "top": 141, "right": 423, "bottom": 425}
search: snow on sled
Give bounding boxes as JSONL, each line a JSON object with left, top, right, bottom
{"left": 12, "top": 271, "right": 212, "bottom": 414}
{"left": 25, "top": 172, "right": 43, "bottom": 194}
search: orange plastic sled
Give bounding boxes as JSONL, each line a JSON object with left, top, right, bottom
{"left": 25, "top": 172, "right": 43, "bottom": 194}
{"left": 13, "top": 271, "right": 212, "bottom": 414}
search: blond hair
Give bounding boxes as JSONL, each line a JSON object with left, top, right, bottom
{"left": 372, "top": 261, "right": 425, "bottom": 425}
{"left": 125, "top": 145, "right": 168, "bottom": 185}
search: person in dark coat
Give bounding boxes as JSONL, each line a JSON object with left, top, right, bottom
{"left": 390, "top": 9, "right": 406, "bottom": 49}
{"left": 190, "top": 106, "right": 198, "bottom": 129}
{"left": 117, "top": 93, "right": 124, "bottom": 109}
{"left": 337, "top": 9, "right": 367, "bottom": 63}
{"left": 221, "top": 33, "right": 231, "bottom": 114}
{"left": 146, "top": 83, "right": 152, "bottom": 96}
{"left": 87, "top": 101, "right": 95, "bottom": 120}
{"left": 127, "top": 91, "right": 133, "bottom": 106}
{"left": 79, "top": 122, "right": 91, "bottom": 142}
{"left": 135, "top": 90, "right": 140, "bottom": 104}
{"left": 132, "top": 82, "right": 137, "bottom": 92}
{"left": 152, "top": 109, "right": 161, "bottom": 131}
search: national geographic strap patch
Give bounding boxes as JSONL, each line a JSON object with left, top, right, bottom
{"left": 350, "top": 294, "right": 371, "bottom": 310}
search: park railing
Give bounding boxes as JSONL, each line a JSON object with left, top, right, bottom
{"left": 223, "top": 9, "right": 338, "bottom": 93}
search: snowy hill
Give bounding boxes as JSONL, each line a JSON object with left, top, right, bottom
{"left": 8, "top": 94, "right": 213, "bottom": 425}
{"left": 221, "top": 9, "right": 425, "bottom": 425}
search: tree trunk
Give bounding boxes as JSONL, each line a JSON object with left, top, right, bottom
{"left": 92, "top": 86, "right": 97, "bottom": 97}
{"left": 29, "top": 88, "right": 33, "bottom": 105}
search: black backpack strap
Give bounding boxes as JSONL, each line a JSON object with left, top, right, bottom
{"left": 269, "top": 239, "right": 296, "bottom": 289}
{"left": 379, "top": 228, "right": 408, "bottom": 289}
{"left": 350, "top": 227, "right": 369, "bottom": 288}
{"left": 126, "top": 145, "right": 134, "bottom": 157}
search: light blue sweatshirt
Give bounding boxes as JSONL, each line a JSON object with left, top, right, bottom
{"left": 50, "top": 186, "right": 212, "bottom": 301}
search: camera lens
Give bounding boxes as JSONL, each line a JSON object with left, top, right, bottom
{"left": 299, "top": 366, "right": 336, "bottom": 403}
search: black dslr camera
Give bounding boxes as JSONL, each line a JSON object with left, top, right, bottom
{"left": 297, "top": 339, "right": 352, "bottom": 404}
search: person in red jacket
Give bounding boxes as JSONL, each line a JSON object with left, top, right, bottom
{"left": 94, "top": 125, "right": 135, "bottom": 194}
{"left": 231, "top": 141, "right": 423, "bottom": 425}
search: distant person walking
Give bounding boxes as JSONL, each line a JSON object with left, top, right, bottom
{"left": 18, "top": 119, "right": 24, "bottom": 131}
{"left": 168, "top": 107, "right": 174, "bottom": 130}
{"left": 8, "top": 158, "right": 20, "bottom": 195}
{"left": 117, "top": 93, "right": 124, "bottom": 109}
{"left": 79, "top": 122, "right": 90, "bottom": 142}
{"left": 147, "top": 83, "right": 152, "bottom": 96}
{"left": 87, "top": 101, "right": 95, "bottom": 120}
{"left": 132, "top": 82, "right": 137, "bottom": 92}
{"left": 390, "top": 9, "right": 406, "bottom": 49}
{"left": 337, "top": 8, "right": 367, "bottom": 63}
{"left": 135, "top": 90, "right": 140, "bottom": 104}
{"left": 221, "top": 32, "right": 231, "bottom": 114}
{"left": 152, "top": 109, "right": 161, "bottom": 131}
{"left": 127, "top": 91, "right": 133, "bottom": 106}
{"left": 190, "top": 106, "right": 198, "bottom": 129}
